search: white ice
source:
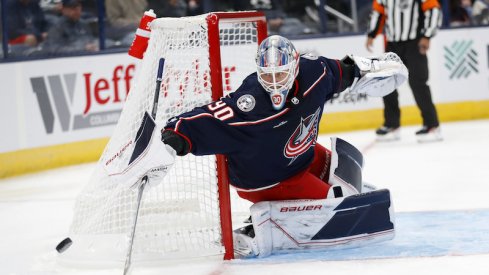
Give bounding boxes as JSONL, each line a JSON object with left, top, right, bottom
{"left": 1, "top": 119, "right": 489, "bottom": 275}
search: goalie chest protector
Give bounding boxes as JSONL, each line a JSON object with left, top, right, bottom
{"left": 165, "top": 56, "right": 344, "bottom": 190}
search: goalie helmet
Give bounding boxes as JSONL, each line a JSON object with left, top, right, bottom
{"left": 256, "top": 35, "right": 299, "bottom": 110}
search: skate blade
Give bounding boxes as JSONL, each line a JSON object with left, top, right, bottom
{"left": 417, "top": 135, "right": 443, "bottom": 143}
{"left": 376, "top": 133, "right": 400, "bottom": 142}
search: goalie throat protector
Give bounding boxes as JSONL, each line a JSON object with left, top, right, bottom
{"left": 256, "top": 35, "right": 299, "bottom": 110}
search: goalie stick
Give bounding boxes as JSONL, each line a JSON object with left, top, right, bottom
{"left": 123, "top": 57, "right": 165, "bottom": 275}
{"left": 55, "top": 58, "right": 166, "bottom": 275}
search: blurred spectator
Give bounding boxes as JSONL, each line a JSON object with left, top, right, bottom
{"left": 42, "top": 0, "right": 98, "bottom": 54}
{"left": 450, "top": 0, "right": 472, "bottom": 26}
{"left": 40, "top": 0, "right": 99, "bottom": 30}
{"left": 473, "top": 0, "right": 489, "bottom": 24}
{"left": 105, "top": 0, "right": 147, "bottom": 46}
{"left": 281, "top": 0, "right": 324, "bottom": 32}
{"left": 39, "top": 0, "right": 63, "bottom": 26}
{"left": 233, "top": 0, "right": 316, "bottom": 35}
{"left": 106, "top": 0, "right": 147, "bottom": 27}
{"left": 80, "top": 0, "right": 98, "bottom": 17}
{"left": 187, "top": 0, "right": 203, "bottom": 16}
{"left": 5, "top": 0, "right": 49, "bottom": 47}
{"left": 148, "top": 0, "right": 187, "bottom": 17}
{"left": 302, "top": 0, "right": 372, "bottom": 33}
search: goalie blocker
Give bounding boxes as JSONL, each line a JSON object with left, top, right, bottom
{"left": 234, "top": 138, "right": 395, "bottom": 257}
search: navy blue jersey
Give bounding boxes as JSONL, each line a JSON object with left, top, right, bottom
{"left": 164, "top": 55, "right": 345, "bottom": 190}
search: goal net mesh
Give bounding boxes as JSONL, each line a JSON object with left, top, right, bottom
{"left": 65, "top": 13, "right": 262, "bottom": 263}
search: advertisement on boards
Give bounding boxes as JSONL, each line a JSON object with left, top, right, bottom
{"left": 430, "top": 27, "right": 489, "bottom": 103}
{"left": 1, "top": 55, "right": 139, "bottom": 152}
{"left": 0, "top": 64, "right": 20, "bottom": 152}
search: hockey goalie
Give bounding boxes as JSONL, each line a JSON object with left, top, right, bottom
{"left": 123, "top": 35, "right": 407, "bottom": 258}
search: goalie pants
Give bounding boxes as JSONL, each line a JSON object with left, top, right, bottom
{"left": 382, "top": 39, "right": 440, "bottom": 128}
{"left": 236, "top": 144, "right": 332, "bottom": 203}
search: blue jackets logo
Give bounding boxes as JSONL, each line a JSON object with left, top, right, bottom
{"left": 284, "top": 108, "right": 320, "bottom": 165}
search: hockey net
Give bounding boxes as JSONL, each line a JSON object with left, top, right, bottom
{"left": 63, "top": 12, "right": 267, "bottom": 264}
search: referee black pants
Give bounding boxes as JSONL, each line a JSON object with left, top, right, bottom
{"left": 383, "top": 39, "right": 440, "bottom": 128}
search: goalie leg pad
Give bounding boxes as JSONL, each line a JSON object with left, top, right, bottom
{"left": 328, "top": 137, "right": 364, "bottom": 197}
{"left": 249, "top": 189, "right": 395, "bottom": 257}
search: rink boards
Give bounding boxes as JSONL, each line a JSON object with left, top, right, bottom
{"left": 243, "top": 208, "right": 489, "bottom": 262}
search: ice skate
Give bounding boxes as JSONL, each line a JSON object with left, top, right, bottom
{"left": 416, "top": 126, "right": 443, "bottom": 142}
{"left": 375, "top": 126, "right": 400, "bottom": 141}
{"left": 233, "top": 225, "right": 258, "bottom": 257}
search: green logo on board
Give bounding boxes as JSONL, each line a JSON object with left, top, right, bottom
{"left": 444, "top": 40, "right": 478, "bottom": 79}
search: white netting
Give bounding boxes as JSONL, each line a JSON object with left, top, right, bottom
{"left": 64, "top": 13, "right": 262, "bottom": 264}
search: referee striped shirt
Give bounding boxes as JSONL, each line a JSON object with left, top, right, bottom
{"left": 367, "top": 0, "right": 442, "bottom": 42}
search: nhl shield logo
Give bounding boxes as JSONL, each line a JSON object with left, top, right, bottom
{"left": 237, "top": 94, "right": 256, "bottom": 112}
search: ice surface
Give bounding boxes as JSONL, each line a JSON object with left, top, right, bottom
{"left": 1, "top": 119, "right": 488, "bottom": 275}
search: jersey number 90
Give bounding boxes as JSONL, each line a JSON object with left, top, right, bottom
{"left": 207, "top": 101, "right": 234, "bottom": 121}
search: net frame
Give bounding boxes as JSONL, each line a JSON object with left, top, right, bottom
{"left": 206, "top": 11, "right": 268, "bottom": 260}
{"left": 64, "top": 11, "right": 268, "bottom": 264}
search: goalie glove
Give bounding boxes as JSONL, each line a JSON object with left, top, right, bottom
{"left": 348, "top": 52, "right": 408, "bottom": 97}
{"left": 107, "top": 113, "right": 176, "bottom": 189}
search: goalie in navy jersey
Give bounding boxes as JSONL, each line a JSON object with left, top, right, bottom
{"left": 160, "top": 35, "right": 407, "bottom": 203}
{"left": 115, "top": 35, "right": 409, "bottom": 257}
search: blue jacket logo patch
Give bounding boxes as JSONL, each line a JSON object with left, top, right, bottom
{"left": 284, "top": 108, "right": 320, "bottom": 165}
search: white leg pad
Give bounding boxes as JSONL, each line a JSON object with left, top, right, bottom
{"left": 250, "top": 189, "right": 395, "bottom": 257}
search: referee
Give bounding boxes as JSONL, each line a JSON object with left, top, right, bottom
{"left": 366, "top": 0, "right": 443, "bottom": 142}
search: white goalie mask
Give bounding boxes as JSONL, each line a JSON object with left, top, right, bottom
{"left": 256, "top": 35, "right": 299, "bottom": 110}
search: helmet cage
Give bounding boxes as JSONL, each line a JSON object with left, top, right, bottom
{"left": 256, "top": 35, "right": 299, "bottom": 110}
{"left": 257, "top": 63, "right": 296, "bottom": 94}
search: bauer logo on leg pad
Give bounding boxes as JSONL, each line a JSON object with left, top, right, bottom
{"left": 249, "top": 189, "right": 395, "bottom": 257}
{"left": 280, "top": 204, "right": 323, "bottom": 212}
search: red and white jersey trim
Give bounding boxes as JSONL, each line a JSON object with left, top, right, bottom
{"left": 303, "top": 67, "right": 327, "bottom": 97}
{"left": 175, "top": 113, "right": 214, "bottom": 131}
{"left": 232, "top": 182, "right": 280, "bottom": 192}
{"left": 229, "top": 108, "right": 290, "bottom": 126}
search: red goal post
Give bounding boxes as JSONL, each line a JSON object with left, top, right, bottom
{"left": 207, "top": 11, "right": 268, "bottom": 260}
{"left": 63, "top": 11, "right": 268, "bottom": 265}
